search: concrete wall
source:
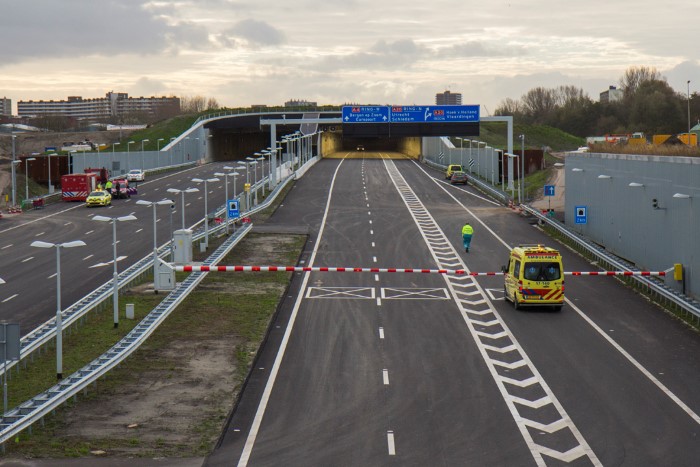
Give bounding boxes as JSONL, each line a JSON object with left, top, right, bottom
{"left": 320, "top": 131, "right": 343, "bottom": 156}
{"left": 565, "top": 152, "right": 699, "bottom": 299}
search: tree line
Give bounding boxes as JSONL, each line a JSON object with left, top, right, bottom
{"left": 495, "top": 66, "right": 699, "bottom": 137}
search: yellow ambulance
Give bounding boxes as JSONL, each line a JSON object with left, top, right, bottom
{"left": 503, "top": 244, "right": 564, "bottom": 311}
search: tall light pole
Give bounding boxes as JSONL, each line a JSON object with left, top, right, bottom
{"left": 249, "top": 160, "right": 259, "bottom": 205}
{"left": 214, "top": 169, "right": 240, "bottom": 234}
{"left": 31, "top": 240, "right": 86, "bottom": 380}
{"left": 255, "top": 155, "right": 266, "bottom": 195}
{"left": 688, "top": 80, "right": 692, "bottom": 143}
{"left": 519, "top": 134, "right": 525, "bottom": 203}
{"left": 191, "top": 177, "right": 219, "bottom": 248}
{"left": 24, "top": 157, "right": 36, "bottom": 201}
{"left": 11, "top": 134, "right": 17, "bottom": 206}
{"left": 111, "top": 142, "right": 120, "bottom": 175}
{"left": 47, "top": 151, "right": 55, "bottom": 194}
{"left": 140, "top": 139, "right": 150, "bottom": 171}
{"left": 166, "top": 187, "right": 199, "bottom": 230}
{"left": 93, "top": 215, "right": 136, "bottom": 328}
{"left": 127, "top": 141, "right": 135, "bottom": 171}
{"left": 136, "top": 199, "right": 175, "bottom": 282}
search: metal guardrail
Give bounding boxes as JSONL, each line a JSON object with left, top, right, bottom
{"left": 520, "top": 205, "right": 700, "bottom": 321}
{"left": 0, "top": 222, "right": 253, "bottom": 446}
{"left": 0, "top": 156, "right": 311, "bottom": 447}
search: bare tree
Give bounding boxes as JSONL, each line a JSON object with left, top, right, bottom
{"left": 206, "top": 97, "right": 220, "bottom": 110}
{"left": 180, "top": 95, "right": 207, "bottom": 113}
{"left": 521, "top": 87, "right": 558, "bottom": 123}
{"left": 619, "top": 66, "right": 662, "bottom": 98}
{"left": 494, "top": 97, "right": 523, "bottom": 116}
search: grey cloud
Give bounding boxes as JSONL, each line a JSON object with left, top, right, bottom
{"left": 0, "top": 0, "right": 210, "bottom": 65}
{"left": 318, "top": 39, "right": 428, "bottom": 71}
{"left": 438, "top": 41, "right": 528, "bottom": 58}
{"left": 225, "top": 19, "right": 286, "bottom": 46}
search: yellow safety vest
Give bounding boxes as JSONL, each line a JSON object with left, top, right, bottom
{"left": 462, "top": 224, "right": 473, "bottom": 235}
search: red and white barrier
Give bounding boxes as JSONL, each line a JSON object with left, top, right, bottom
{"left": 173, "top": 265, "right": 666, "bottom": 276}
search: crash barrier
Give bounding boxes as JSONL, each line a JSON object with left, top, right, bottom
{"left": 174, "top": 265, "right": 667, "bottom": 276}
{"left": 0, "top": 154, "right": 313, "bottom": 449}
{"left": 520, "top": 205, "right": 700, "bottom": 322}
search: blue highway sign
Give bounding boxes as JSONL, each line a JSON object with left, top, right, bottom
{"left": 575, "top": 205, "right": 587, "bottom": 224}
{"left": 390, "top": 105, "right": 479, "bottom": 123}
{"left": 342, "top": 106, "right": 390, "bottom": 123}
{"left": 228, "top": 199, "right": 240, "bottom": 218}
{"left": 544, "top": 185, "right": 555, "bottom": 196}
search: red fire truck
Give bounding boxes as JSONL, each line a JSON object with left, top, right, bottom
{"left": 61, "top": 173, "right": 98, "bottom": 201}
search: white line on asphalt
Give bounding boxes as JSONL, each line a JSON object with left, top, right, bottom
{"left": 35, "top": 231, "right": 45, "bottom": 237}
{"left": 379, "top": 327, "right": 384, "bottom": 339}
{"left": 48, "top": 273, "right": 57, "bottom": 279}
{"left": 367, "top": 204, "right": 370, "bottom": 208}
{"left": 566, "top": 299, "right": 700, "bottom": 424}
{"left": 64, "top": 222, "right": 72, "bottom": 226}
{"left": 21, "top": 257, "right": 34, "bottom": 263}
{"left": 368, "top": 211, "right": 371, "bottom": 215}
{"left": 85, "top": 230, "right": 94, "bottom": 235}
{"left": 369, "top": 220, "right": 372, "bottom": 225}
{"left": 370, "top": 230, "right": 373, "bottom": 235}
{"left": 83, "top": 254, "right": 94, "bottom": 261}
{"left": 375, "top": 274, "right": 379, "bottom": 282}
{"left": 372, "top": 242, "right": 375, "bottom": 248}
{"left": 373, "top": 256, "right": 377, "bottom": 263}
{"left": 387, "top": 431, "right": 396, "bottom": 455}
{"left": 237, "top": 158, "right": 347, "bottom": 467}
{"left": 2, "top": 294, "right": 18, "bottom": 303}
{"left": 156, "top": 218, "right": 161, "bottom": 223}
{"left": 135, "top": 228, "right": 143, "bottom": 233}
{"left": 376, "top": 297, "right": 382, "bottom": 306}
{"left": 186, "top": 203, "right": 191, "bottom": 207}
{"left": 1, "top": 244, "right": 12, "bottom": 250}
{"left": 383, "top": 369, "right": 390, "bottom": 385}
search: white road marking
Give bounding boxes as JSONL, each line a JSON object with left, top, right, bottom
{"left": 48, "top": 273, "right": 57, "bottom": 279}
{"left": 369, "top": 220, "right": 372, "bottom": 225}
{"left": 370, "top": 230, "right": 374, "bottom": 235}
{"left": 379, "top": 327, "right": 384, "bottom": 339}
{"left": 1, "top": 244, "right": 12, "bottom": 250}
{"left": 2, "top": 294, "right": 18, "bottom": 303}
{"left": 83, "top": 254, "right": 94, "bottom": 261}
{"left": 186, "top": 203, "right": 191, "bottom": 207}
{"left": 375, "top": 274, "right": 379, "bottom": 282}
{"left": 373, "top": 256, "right": 377, "bottom": 263}
{"left": 35, "top": 231, "right": 45, "bottom": 237}
{"left": 372, "top": 242, "right": 375, "bottom": 248}
{"left": 22, "top": 257, "right": 34, "bottom": 263}
{"left": 376, "top": 297, "right": 382, "bottom": 306}
{"left": 64, "top": 222, "right": 72, "bottom": 226}
{"left": 237, "top": 159, "right": 346, "bottom": 467}
{"left": 135, "top": 229, "right": 143, "bottom": 233}
{"left": 85, "top": 230, "right": 94, "bottom": 235}
{"left": 383, "top": 369, "right": 390, "bottom": 385}
{"left": 368, "top": 211, "right": 371, "bottom": 215}
{"left": 387, "top": 431, "right": 396, "bottom": 455}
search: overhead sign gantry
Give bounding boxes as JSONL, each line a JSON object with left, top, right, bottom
{"left": 341, "top": 105, "right": 480, "bottom": 137}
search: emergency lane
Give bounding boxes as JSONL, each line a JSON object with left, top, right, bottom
{"left": 0, "top": 160, "right": 264, "bottom": 334}
{"left": 396, "top": 158, "right": 700, "bottom": 466}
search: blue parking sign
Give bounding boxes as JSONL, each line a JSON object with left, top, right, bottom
{"left": 575, "top": 206, "right": 587, "bottom": 224}
{"left": 228, "top": 199, "right": 240, "bottom": 218}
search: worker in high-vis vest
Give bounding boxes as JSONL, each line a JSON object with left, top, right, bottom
{"left": 462, "top": 221, "right": 474, "bottom": 252}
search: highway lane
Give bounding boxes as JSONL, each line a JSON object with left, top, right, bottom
{"left": 211, "top": 155, "right": 699, "bottom": 466}
{"left": 0, "top": 160, "right": 268, "bottom": 335}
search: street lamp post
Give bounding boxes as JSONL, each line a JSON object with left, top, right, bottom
{"left": 11, "top": 134, "right": 17, "bottom": 206}
{"left": 519, "top": 134, "right": 525, "bottom": 203}
{"left": 166, "top": 187, "right": 200, "bottom": 230}
{"left": 191, "top": 178, "right": 219, "bottom": 248}
{"left": 249, "top": 161, "right": 259, "bottom": 205}
{"left": 688, "top": 80, "right": 692, "bottom": 142}
{"left": 256, "top": 155, "right": 266, "bottom": 195}
{"left": 136, "top": 199, "right": 175, "bottom": 284}
{"left": 169, "top": 137, "right": 176, "bottom": 166}
{"left": 30, "top": 240, "right": 86, "bottom": 379}
{"left": 111, "top": 142, "right": 120, "bottom": 175}
{"left": 140, "top": 139, "right": 150, "bottom": 171}
{"left": 127, "top": 141, "right": 135, "bottom": 172}
{"left": 93, "top": 215, "right": 136, "bottom": 328}
{"left": 24, "top": 157, "right": 36, "bottom": 202}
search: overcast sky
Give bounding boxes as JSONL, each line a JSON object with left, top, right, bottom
{"left": 1, "top": 0, "right": 698, "bottom": 115}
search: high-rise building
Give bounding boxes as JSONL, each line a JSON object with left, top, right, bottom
{"left": 0, "top": 97, "right": 11, "bottom": 116}
{"left": 436, "top": 90, "right": 462, "bottom": 105}
{"left": 17, "top": 92, "right": 180, "bottom": 119}
{"left": 600, "top": 86, "right": 623, "bottom": 104}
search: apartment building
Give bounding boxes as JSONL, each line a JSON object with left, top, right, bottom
{"left": 17, "top": 92, "right": 180, "bottom": 119}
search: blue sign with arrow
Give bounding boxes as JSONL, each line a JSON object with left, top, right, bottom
{"left": 390, "top": 105, "right": 479, "bottom": 123}
{"left": 544, "top": 185, "right": 555, "bottom": 196}
{"left": 342, "top": 106, "right": 390, "bottom": 123}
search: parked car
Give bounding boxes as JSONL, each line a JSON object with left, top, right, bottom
{"left": 85, "top": 190, "right": 112, "bottom": 207}
{"left": 445, "top": 164, "right": 463, "bottom": 179}
{"left": 450, "top": 171, "right": 468, "bottom": 185}
{"left": 127, "top": 169, "right": 145, "bottom": 182}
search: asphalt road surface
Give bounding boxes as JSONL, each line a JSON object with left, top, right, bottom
{"left": 206, "top": 154, "right": 700, "bottom": 466}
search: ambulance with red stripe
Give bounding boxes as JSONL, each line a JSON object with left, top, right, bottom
{"left": 503, "top": 244, "right": 564, "bottom": 311}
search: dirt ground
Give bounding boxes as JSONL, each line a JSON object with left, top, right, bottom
{"left": 530, "top": 159, "right": 565, "bottom": 212}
